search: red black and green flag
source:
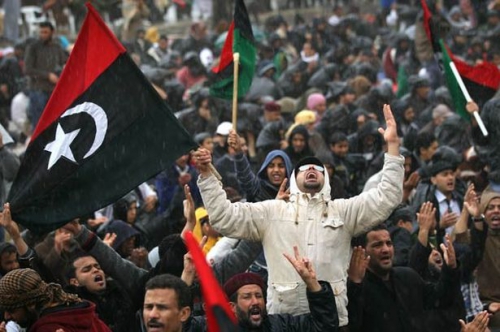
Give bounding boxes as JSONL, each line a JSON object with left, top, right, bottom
{"left": 440, "top": 39, "right": 500, "bottom": 120}
{"left": 7, "top": 4, "right": 196, "bottom": 233}
{"left": 184, "top": 232, "right": 237, "bottom": 331}
{"left": 209, "top": 0, "right": 256, "bottom": 100}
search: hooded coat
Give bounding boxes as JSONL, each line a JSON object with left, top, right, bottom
{"left": 197, "top": 153, "right": 404, "bottom": 326}
{"left": 234, "top": 150, "right": 293, "bottom": 203}
{"left": 283, "top": 125, "right": 314, "bottom": 166}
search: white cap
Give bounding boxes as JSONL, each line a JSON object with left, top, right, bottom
{"left": 216, "top": 121, "right": 232, "bottom": 136}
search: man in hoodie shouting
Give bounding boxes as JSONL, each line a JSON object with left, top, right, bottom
{"left": 193, "top": 104, "right": 404, "bottom": 329}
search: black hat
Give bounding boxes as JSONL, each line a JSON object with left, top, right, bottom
{"left": 429, "top": 161, "right": 456, "bottom": 176}
{"left": 294, "top": 156, "right": 324, "bottom": 177}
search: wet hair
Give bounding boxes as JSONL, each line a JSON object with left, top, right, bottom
{"left": 330, "top": 132, "right": 348, "bottom": 145}
{"left": 145, "top": 274, "right": 192, "bottom": 309}
{"left": 414, "top": 132, "right": 436, "bottom": 154}
{"left": 352, "top": 224, "right": 389, "bottom": 248}
{"left": 39, "top": 21, "right": 54, "bottom": 31}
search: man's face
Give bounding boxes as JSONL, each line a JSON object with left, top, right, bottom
{"left": 234, "top": 284, "right": 267, "bottom": 329}
{"left": 403, "top": 156, "right": 412, "bottom": 179}
{"left": 127, "top": 201, "right": 138, "bottom": 224}
{"left": 365, "top": 230, "right": 394, "bottom": 277}
{"left": 143, "top": 288, "right": 190, "bottom": 332}
{"left": 38, "top": 27, "right": 53, "bottom": 42}
{"left": 484, "top": 197, "right": 500, "bottom": 231}
{"left": 265, "top": 111, "right": 282, "bottom": 122}
{"left": 420, "top": 140, "right": 438, "bottom": 161}
{"left": 4, "top": 306, "right": 38, "bottom": 328}
{"left": 266, "top": 157, "right": 287, "bottom": 186}
{"left": 295, "top": 164, "right": 325, "bottom": 194}
{"left": 159, "top": 38, "right": 168, "bottom": 50}
{"left": 201, "top": 137, "right": 214, "bottom": 153}
{"left": 416, "top": 86, "right": 430, "bottom": 99}
{"left": 331, "top": 141, "right": 349, "bottom": 158}
{"left": 404, "top": 107, "right": 415, "bottom": 123}
{"left": 0, "top": 252, "right": 19, "bottom": 273}
{"left": 291, "top": 134, "right": 306, "bottom": 153}
{"left": 428, "top": 248, "right": 443, "bottom": 271}
{"left": 120, "top": 236, "right": 136, "bottom": 257}
{"left": 431, "top": 169, "right": 456, "bottom": 195}
{"left": 70, "top": 256, "right": 106, "bottom": 294}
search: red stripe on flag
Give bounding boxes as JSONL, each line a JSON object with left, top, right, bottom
{"left": 420, "top": 0, "right": 432, "bottom": 42}
{"left": 212, "top": 21, "right": 235, "bottom": 74}
{"left": 31, "top": 4, "right": 126, "bottom": 142}
{"left": 184, "top": 232, "right": 237, "bottom": 331}
{"left": 452, "top": 56, "right": 500, "bottom": 91}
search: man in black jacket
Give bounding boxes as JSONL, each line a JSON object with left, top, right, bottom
{"left": 221, "top": 246, "right": 339, "bottom": 332}
{"left": 347, "top": 224, "right": 460, "bottom": 332}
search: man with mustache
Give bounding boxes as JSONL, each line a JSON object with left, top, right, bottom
{"left": 193, "top": 104, "right": 404, "bottom": 329}
{"left": 347, "top": 225, "right": 460, "bottom": 332}
{"left": 223, "top": 246, "right": 339, "bottom": 331}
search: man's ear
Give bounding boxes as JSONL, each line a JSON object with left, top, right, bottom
{"left": 69, "top": 278, "right": 80, "bottom": 287}
{"left": 229, "top": 302, "right": 236, "bottom": 313}
{"left": 430, "top": 176, "right": 437, "bottom": 185}
{"left": 179, "top": 306, "right": 191, "bottom": 322}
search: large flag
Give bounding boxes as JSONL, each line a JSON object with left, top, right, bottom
{"left": 8, "top": 4, "right": 197, "bottom": 233}
{"left": 440, "top": 39, "right": 500, "bottom": 120}
{"left": 184, "top": 232, "right": 237, "bottom": 331}
{"left": 209, "top": 0, "right": 256, "bottom": 100}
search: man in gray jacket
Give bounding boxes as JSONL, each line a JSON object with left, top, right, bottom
{"left": 193, "top": 104, "right": 404, "bottom": 328}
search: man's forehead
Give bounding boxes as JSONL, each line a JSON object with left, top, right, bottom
{"left": 238, "top": 284, "right": 263, "bottom": 294}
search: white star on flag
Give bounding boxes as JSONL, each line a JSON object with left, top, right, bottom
{"left": 44, "top": 123, "right": 81, "bottom": 170}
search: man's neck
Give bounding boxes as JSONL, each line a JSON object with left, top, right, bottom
{"left": 368, "top": 267, "right": 391, "bottom": 281}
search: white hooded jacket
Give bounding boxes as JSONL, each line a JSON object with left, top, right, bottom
{"left": 197, "top": 153, "right": 404, "bottom": 326}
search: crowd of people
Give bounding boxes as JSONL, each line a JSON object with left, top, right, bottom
{"left": 0, "top": 0, "right": 500, "bottom": 331}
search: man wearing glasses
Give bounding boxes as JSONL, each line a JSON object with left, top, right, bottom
{"left": 193, "top": 104, "right": 404, "bottom": 330}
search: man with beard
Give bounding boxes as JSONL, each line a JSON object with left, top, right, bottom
{"left": 223, "top": 246, "right": 339, "bottom": 331}
{"left": 475, "top": 188, "right": 500, "bottom": 329}
{"left": 0, "top": 268, "right": 110, "bottom": 331}
{"left": 347, "top": 225, "right": 460, "bottom": 332}
{"left": 194, "top": 105, "right": 403, "bottom": 330}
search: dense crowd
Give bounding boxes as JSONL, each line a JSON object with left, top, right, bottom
{"left": 0, "top": 0, "right": 499, "bottom": 331}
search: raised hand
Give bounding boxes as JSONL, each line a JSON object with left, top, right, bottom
{"left": 103, "top": 233, "right": 117, "bottom": 247}
{"left": 62, "top": 219, "right": 83, "bottom": 236}
{"left": 459, "top": 310, "right": 489, "bottom": 332}
{"left": 276, "top": 178, "right": 290, "bottom": 201}
{"left": 378, "top": 104, "right": 399, "bottom": 145}
{"left": 348, "top": 246, "right": 370, "bottom": 284}
{"left": 192, "top": 148, "right": 212, "bottom": 176}
{"left": 464, "top": 183, "right": 480, "bottom": 218}
{"left": 417, "top": 201, "right": 436, "bottom": 232}
{"left": 183, "top": 184, "right": 196, "bottom": 224}
{"left": 0, "top": 203, "right": 20, "bottom": 239}
{"left": 228, "top": 129, "right": 242, "bottom": 153}
{"left": 284, "top": 246, "right": 321, "bottom": 292}
{"left": 440, "top": 234, "right": 457, "bottom": 269}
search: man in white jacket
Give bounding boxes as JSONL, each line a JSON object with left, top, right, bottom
{"left": 193, "top": 104, "right": 404, "bottom": 328}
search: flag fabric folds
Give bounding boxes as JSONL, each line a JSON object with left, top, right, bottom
{"left": 8, "top": 4, "right": 196, "bottom": 233}
{"left": 184, "top": 232, "right": 237, "bottom": 332}
{"left": 209, "top": 0, "right": 256, "bottom": 100}
{"left": 440, "top": 40, "right": 500, "bottom": 120}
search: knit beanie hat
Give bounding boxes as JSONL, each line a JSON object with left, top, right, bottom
{"left": 223, "top": 273, "right": 265, "bottom": 299}
{"left": 307, "top": 93, "right": 326, "bottom": 110}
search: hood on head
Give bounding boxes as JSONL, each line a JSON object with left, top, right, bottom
{"left": 257, "top": 150, "right": 293, "bottom": 180}
{"left": 289, "top": 156, "right": 331, "bottom": 199}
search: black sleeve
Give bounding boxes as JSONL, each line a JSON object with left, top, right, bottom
{"left": 347, "top": 279, "right": 364, "bottom": 332}
{"left": 459, "top": 225, "right": 487, "bottom": 278}
{"left": 278, "top": 281, "right": 339, "bottom": 332}
{"left": 422, "top": 263, "right": 461, "bottom": 309}
{"left": 408, "top": 240, "right": 432, "bottom": 278}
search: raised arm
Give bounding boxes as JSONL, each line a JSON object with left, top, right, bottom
{"left": 193, "top": 148, "right": 270, "bottom": 241}
{"left": 228, "top": 129, "right": 260, "bottom": 199}
{"left": 341, "top": 105, "right": 404, "bottom": 236}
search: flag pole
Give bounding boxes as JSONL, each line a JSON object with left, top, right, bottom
{"left": 449, "top": 61, "right": 489, "bottom": 137}
{"left": 232, "top": 53, "right": 240, "bottom": 129}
